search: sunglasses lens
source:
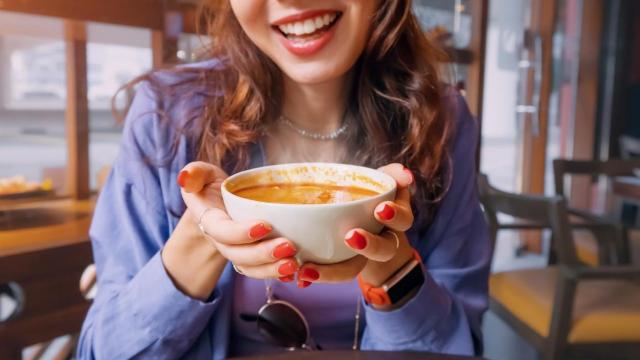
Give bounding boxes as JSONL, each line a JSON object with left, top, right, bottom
{"left": 257, "top": 302, "right": 308, "bottom": 348}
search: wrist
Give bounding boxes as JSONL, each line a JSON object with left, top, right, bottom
{"left": 162, "top": 212, "right": 227, "bottom": 301}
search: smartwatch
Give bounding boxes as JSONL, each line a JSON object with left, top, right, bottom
{"left": 357, "top": 250, "right": 425, "bottom": 307}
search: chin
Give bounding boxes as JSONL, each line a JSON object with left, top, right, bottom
{"left": 280, "top": 61, "right": 351, "bottom": 85}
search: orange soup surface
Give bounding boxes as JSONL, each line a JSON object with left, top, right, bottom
{"left": 233, "top": 183, "right": 380, "bottom": 204}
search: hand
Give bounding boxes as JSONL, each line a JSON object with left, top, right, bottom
{"left": 179, "top": 161, "right": 300, "bottom": 281}
{"left": 296, "top": 163, "right": 416, "bottom": 288}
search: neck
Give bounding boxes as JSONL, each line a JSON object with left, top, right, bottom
{"left": 281, "top": 72, "right": 352, "bottom": 133}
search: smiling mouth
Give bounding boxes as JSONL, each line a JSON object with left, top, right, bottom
{"left": 272, "top": 11, "right": 342, "bottom": 43}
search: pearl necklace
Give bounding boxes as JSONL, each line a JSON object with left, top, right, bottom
{"left": 280, "top": 115, "right": 348, "bottom": 141}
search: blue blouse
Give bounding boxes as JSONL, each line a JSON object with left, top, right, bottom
{"left": 76, "top": 64, "right": 491, "bottom": 359}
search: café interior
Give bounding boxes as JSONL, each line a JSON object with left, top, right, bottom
{"left": 0, "top": 0, "right": 639, "bottom": 359}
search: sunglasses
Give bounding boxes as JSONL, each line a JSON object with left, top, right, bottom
{"left": 240, "top": 279, "right": 362, "bottom": 351}
{"left": 240, "top": 296, "right": 322, "bottom": 350}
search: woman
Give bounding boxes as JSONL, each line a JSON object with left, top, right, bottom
{"left": 78, "top": 0, "right": 491, "bottom": 358}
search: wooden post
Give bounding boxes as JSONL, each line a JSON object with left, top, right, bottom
{"left": 152, "top": 30, "right": 178, "bottom": 69}
{"left": 466, "top": 0, "right": 489, "bottom": 119}
{"left": 152, "top": 0, "right": 181, "bottom": 68}
{"left": 64, "top": 21, "right": 90, "bottom": 200}
{"left": 569, "top": 0, "right": 605, "bottom": 210}
{"left": 519, "top": 0, "right": 558, "bottom": 253}
{"left": 467, "top": 0, "right": 489, "bottom": 171}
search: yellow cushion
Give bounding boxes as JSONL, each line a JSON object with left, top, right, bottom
{"left": 490, "top": 267, "right": 640, "bottom": 343}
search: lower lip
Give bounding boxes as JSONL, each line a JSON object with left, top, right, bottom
{"left": 276, "top": 21, "right": 338, "bottom": 57}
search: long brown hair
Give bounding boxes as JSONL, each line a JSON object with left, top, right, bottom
{"left": 127, "top": 0, "right": 452, "bottom": 220}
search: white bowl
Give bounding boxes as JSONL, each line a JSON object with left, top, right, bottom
{"left": 221, "top": 163, "right": 397, "bottom": 264}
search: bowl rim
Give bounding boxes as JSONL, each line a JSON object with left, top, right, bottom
{"left": 221, "top": 162, "right": 397, "bottom": 209}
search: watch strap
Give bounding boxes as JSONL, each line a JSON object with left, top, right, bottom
{"left": 358, "top": 249, "right": 424, "bottom": 307}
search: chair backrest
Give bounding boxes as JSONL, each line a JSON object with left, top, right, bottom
{"left": 620, "top": 135, "right": 640, "bottom": 159}
{"left": 478, "top": 174, "right": 579, "bottom": 266}
{"left": 552, "top": 158, "right": 640, "bottom": 197}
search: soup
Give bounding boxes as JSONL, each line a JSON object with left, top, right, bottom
{"left": 232, "top": 183, "right": 380, "bottom": 204}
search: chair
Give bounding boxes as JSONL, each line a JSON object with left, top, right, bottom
{"left": 479, "top": 174, "right": 640, "bottom": 360}
{"left": 553, "top": 159, "right": 640, "bottom": 265}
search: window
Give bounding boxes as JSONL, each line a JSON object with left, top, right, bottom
{"left": 413, "top": 0, "right": 473, "bottom": 48}
{"left": 87, "top": 23, "right": 152, "bottom": 190}
{"left": 0, "top": 11, "right": 155, "bottom": 194}
{"left": 0, "top": 11, "right": 68, "bottom": 194}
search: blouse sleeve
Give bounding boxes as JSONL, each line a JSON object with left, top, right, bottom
{"left": 76, "top": 84, "right": 222, "bottom": 359}
{"left": 360, "top": 93, "right": 491, "bottom": 356}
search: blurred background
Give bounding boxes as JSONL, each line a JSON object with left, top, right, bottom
{"left": 0, "top": 0, "right": 639, "bottom": 359}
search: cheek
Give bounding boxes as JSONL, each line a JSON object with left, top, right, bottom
{"left": 229, "top": 1, "right": 270, "bottom": 46}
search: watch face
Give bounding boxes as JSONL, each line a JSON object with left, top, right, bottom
{"left": 387, "top": 262, "right": 425, "bottom": 304}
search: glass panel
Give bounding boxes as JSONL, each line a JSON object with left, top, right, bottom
{"left": 545, "top": 0, "right": 581, "bottom": 195}
{"left": 87, "top": 23, "right": 153, "bottom": 190}
{"left": 412, "top": 0, "right": 473, "bottom": 48}
{"left": 480, "top": 0, "right": 551, "bottom": 273}
{"left": 177, "top": 33, "right": 211, "bottom": 63}
{"left": 480, "top": 0, "right": 529, "bottom": 192}
{"left": 412, "top": 1, "right": 473, "bottom": 90}
{"left": 0, "top": 11, "right": 68, "bottom": 197}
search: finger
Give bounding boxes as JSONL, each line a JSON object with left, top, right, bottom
{"left": 297, "top": 256, "right": 367, "bottom": 284}
{"left": 177, "top": 161, "right": 228, "bottom": 193}
{"left": 180, "top": 164, "right": 227, "bottom": 218}
{"left": 279, "top": 274, "right": 295, "bottom": 283}
{"left": 377, "top": 163, "right": 414, "bottom": 189}
{"left": 374, "top": 200, "right": 414, "bottom": 232}
{"left": 377, "top": 163, "right": 412, "bottom": 214}
{"left": 234, "top": 258, "right": 299, "bottom": 280}
{"left": 215, "top": 238, "right": 297, "bottom": 266}
{"left": 344, "top": 229, "right": 399, "bottom": 262}
{"left": 199, "top": 207, "right": 273, "bottom": 245}
{"left": 182, "top": 168, "right": 273, "bottom": 245}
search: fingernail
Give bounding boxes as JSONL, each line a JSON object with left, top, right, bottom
{"left": 272, "top": 242, "right": 297, "bottom": 259}
{"left": 177, "top": 170, "right": 189, "bottom": 188}
{"left": 279, "top": 275, "right": 295, "bottom": 283}
{"left": 298, "top": 280, "right": 312, "bottom": 288}
{"left": 376, "top": 204, "right": 395, "bottom": 221}
{"left": 278, "top": 260, "right": 298, "bottom": 276}
{"left": 403, "top": 167, "right": 414, "bottom": 184}
{"left": 300, "top": 267, "right": 319, "bottom": 281}
{"left": 345, "top": 230, "right": 367, "bottom": 250}
{"left": 249, "top": 223, "right": 272, "bottom": 240}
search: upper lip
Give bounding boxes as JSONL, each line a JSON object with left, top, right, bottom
{"left": 272, "top": 9, "right": 340, "bottom": 26}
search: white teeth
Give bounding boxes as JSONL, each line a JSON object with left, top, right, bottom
{"left": 303, "top": 19, "right": 315, "bottom": 34}
{"left": 277, "top": 13, "right": 338, "bottom": 36}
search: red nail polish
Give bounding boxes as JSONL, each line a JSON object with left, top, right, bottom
{"left": 345, "top": 231, "right": 367, "bottom": 250}
{"left": 279, "top": 275, "right": 295, "bottom": 283}
{"left": 377, "top": 204, "right": 395, "bottom": 221}
{"left": 273, "top": 242, "right": 297, "bottom": 259}
{"left": 300, "top": 267, "right": 319, "bottom": 281}
{"left": 177, "top": 170, "right": 189, "bottom": 188}
{"left": 298, "top": 280, "right": 312, "bottom": 288}
{"left": 249, "top": 223, "right": 272, "bottom": 239}
{"left": 278, "top": 260, "right": 298, "bottom": 276}
{"left": 403, "top": 167, "right": 414, "bottom": 184}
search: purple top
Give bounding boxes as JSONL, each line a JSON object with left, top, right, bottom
{"left": 76, "top": 61, "right": 491, "bottom": 359}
